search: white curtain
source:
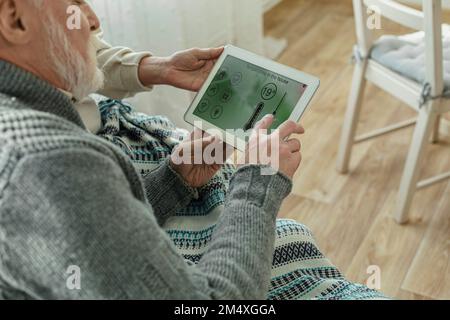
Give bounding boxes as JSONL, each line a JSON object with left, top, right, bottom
{"left": 92, "top": 0, "right": 280, "bottom": 129}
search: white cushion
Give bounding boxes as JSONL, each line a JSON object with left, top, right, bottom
{"left": 370, "top": 24, "right": 450, "bottom": 90}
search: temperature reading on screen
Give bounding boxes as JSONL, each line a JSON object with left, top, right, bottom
{"left": 261, "top": 83, "right": 277, "bottom": 100}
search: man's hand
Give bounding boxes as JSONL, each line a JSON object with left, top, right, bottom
{"left": 139, "top": 47, "right": 224, "bottom": 92}
{"left": 239, "top": 115, "right": 304, "bottom": 179}
{"left": 165, "top": 47, "right": 224, "bottom": 91}
{"left": 169, "top": 131, "right": 230, "bottom": 188}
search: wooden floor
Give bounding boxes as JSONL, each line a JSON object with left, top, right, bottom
{"left": 265, "top": 0, "right": 450, "bottom": 300}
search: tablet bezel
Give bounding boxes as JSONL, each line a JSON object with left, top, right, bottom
{"left": 184, "top": 44, "right": 320, "bottom": 151}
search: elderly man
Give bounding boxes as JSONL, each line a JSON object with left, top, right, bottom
{"left": 1, "top": 0, "right": 388, "bottom": 301}
{"left": 0, "top": 0, "right": 305, "bottom": 299}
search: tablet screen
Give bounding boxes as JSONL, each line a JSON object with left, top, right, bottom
{"left": 193, "top": 55, "right": 308, "bottom": 131}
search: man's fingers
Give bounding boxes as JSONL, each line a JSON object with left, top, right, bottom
{"left": 200, "top": 135, "right": 216, "bottom": 148}
{"left": 254, "top": 114, "right": 274, "bottom": 131}
{"left": 192, "top": 135, "right": 223, "bottom": 153}
{"left": 286, "top": 139, "right": 301, "bottom": 153}
{"left": 197, "top": 136, "right": 228, "bottom": 164}
{"left": 278, "top": 120, "right": 304, "bottom": 139}
{"left": 190, "top": 128, "right": 211, "bottom": 141}
{"left": 250, "top": 114, "right": 274, "bottom": 141}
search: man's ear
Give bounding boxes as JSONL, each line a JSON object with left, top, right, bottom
{"left": 0, "top": 0, "right": 33, "bottom": 45}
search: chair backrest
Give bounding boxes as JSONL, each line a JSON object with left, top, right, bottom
{"left": 353, "top": 0, "right": 444, "bottom": 96}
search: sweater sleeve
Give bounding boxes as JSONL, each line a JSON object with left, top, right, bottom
{"left": 0, "top": 148, "right": 291, "bottom": 299}
{"left": 142, "top": 158, "right": 198, "bottom": 226}
{"left": 93, "top": 31, "right": 153, "bottom": 100}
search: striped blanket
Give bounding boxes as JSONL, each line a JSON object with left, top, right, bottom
{"left": 97, "top": 99, "right": 386, "bottom": 300}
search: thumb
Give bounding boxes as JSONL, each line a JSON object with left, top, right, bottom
{"left": 194, "top": 47, "right": 224, "bottom": 60}
{"left": 210, "top": 47, "right": 225, "bottom": 59}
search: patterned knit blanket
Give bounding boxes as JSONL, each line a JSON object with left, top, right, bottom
{"left": 97, "top": 99, "right": 386, "bottom": 300}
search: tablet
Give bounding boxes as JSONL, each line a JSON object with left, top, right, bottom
{"left": 184, "top": 45, "right": 320, "bottom": 151}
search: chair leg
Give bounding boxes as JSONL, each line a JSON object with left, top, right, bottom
{"left": 430, "top": 115, "right": 441, "bottom": 143}
{"left": 394, "top": 108, "right": 438, "bottom": 224}
{"left": 337, "top": 61, "right": 368, "bottom": 174}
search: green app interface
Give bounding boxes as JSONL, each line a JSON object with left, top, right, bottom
{"left": 193, "top": 55, "right": 308, "bottom": 131}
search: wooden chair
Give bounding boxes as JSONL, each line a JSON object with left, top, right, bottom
{"left": 337, "top": 0, "right": 450, "bottom": 224}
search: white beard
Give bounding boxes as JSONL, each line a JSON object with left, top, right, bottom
{"left": 43, "top": 15, "right": 104, "bottom": 100}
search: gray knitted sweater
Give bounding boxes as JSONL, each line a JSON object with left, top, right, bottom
{"left": 0, "top": 60, "right": 292, "bottom": 300}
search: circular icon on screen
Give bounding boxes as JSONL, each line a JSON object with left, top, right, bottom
{"left": 261, "top": 83, "right": 277, "bottom": 100}
{"left": 231, "top": 72, "right": 243, "bottom": 86}
{"left": 221, "top": 89, "right": 232, "bottom": 103}
{"left": 207, "top": 84, "right": 219, "bottom": 97}
{"left": 210, "top": 105, "right": 223, "bottom": 119}
{"left": 216, "top": 69, "right": 228, "bottom": 81}
{"left": 198, "top": 100, "right": 210, "bottom": 113}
